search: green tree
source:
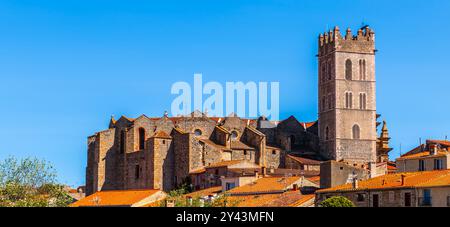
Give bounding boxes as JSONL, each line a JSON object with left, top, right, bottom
{"left": 0, "top": 157, "right": 73, "bottom": 207}
{"left": 319, "top": 196, "right": 355, "bottom": 207}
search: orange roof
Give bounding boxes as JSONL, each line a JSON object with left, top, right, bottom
{"left": 70, "top": 189, "right": 162, "bottom": 207}
{"left": 307, "top": 176, "right": 321, "bottom": 184}
{"left": 397, "top": 150, "right": 448, "bottom": 160}
{"left": 151, "top": 131, "right": 172, "bottom": 139}
{"left": 185, "top": 186, "right": 222, "bottom": 198}
{"left": 189, "top": 167, "right": 206, "bottom": 174}
{"left": 427, "top": 140, "right": 450, "bottom": 147}
{"left": 317, "top": 169, "right": 450, "bottom": 193}
{"left": 227, "top": 176, "right": 301, "bottom": 195}
{"left": 287, "top": 155, "right": 321, "bottom": 165}
{"left": 300, "top": 122, "right": 317, "bottom": 129}
{"left": 227, "top": 191, "right": 314, "bottom": 207}
{"left": 387, "top": 165, "right": 398, "bottom": 170}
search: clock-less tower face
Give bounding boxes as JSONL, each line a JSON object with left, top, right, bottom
{"left": 318, "top": 26, "right": 377, "bottom": 165}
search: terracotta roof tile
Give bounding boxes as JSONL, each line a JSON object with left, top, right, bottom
{"left": 151, "top": 131, "right": 172, "bottom": 139}
{"left": 185, "top": 186, "right": 222, "bottom": 198}
{"left": 227, "top": 176, "right": 300, "bottom": 195}
{"left": 287, "top": 155, "right": 321, "bottom": 165}
{"left": 189, "top": 168, "right": 206, "bottom": 175}
{"left": 317, "top": 169, "right": 450, "bottom": 193}
{"left": 227, "top": 191, "right": 314, "bottom": 207}
{"left": 397, "top": 150, "right": 448, "bottom": 160}
{"left": 70, "top": 189, "right": 163, "bottom": 207}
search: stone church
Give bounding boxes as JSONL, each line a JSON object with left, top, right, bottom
{"left": 85, "top": 26, "right": 392, "bottom": 196}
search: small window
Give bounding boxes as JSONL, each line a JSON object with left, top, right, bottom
{"left": 345, "top": 59, "right": 352, "bottom": 80}
{"left": 359, "top": 93, "right": 367, "bottom": 110}
{"left": 215, "top": 169, "right": 219, "bottom": 175}
{"left": 419, "top": 160, "right": 425, "bottom": 171}
{"left": 404, "top": 192, "right": 412, "bottom": 207}
{"left": 352, "top": 125, "right": 360, "bottom": 140}
{"left": 325, "top": 127, "right": 330, "bottom": 141}
{"left": 135, "top": 165, "right": 140, "bottom": 180}
{"left": 194, "top": 129, "right": 202, "bottom": 137}
{"left": 327, "top": 61, "right": 332, "bottom": 80}
{"left": 231, "top": 131, "right": 238, "bottom": 140}
{"left": 434, "top": 159, "right": 443, "bottom": 170}
{"left": 357, "top": 193, "right": 365, "bottom": 202}
{"left": 162, "top": 140, "right": 166, "bottom": 145}
{"left": 328, "top": 94, "right": 333, "bottom": 109}
{"left": 321, "top": 63, "right": 326, "bottom": 83}
{"left": 226, "top": 182, "right": 236, "bottom": 191}
{"left": 359, "top": 59, "right": 366, "bottom": 80}
{"left": 138, "top": 128, "right": 145, "bottom": 150}
{"left": 243, "top": 150, "right": 248, "bottom": 155}
{"left": 345, "top": 92, "right": 353, "bottom": 109}
{"left": 272, "top": 150, "right": 277, "bottom": 155}
{"left": 322, "top": 96, "right": 326, "bottom": 111}
{"left": 120, "top": 130, "right": 125, "bottom": 154}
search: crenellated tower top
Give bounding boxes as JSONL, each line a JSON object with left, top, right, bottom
{"left": 318, "top": 26, "right": 376, "bottom": 56}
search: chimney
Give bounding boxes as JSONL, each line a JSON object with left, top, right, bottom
{"left": 430, "top": 143, "right": 439, "bottom": 156}
{"left": 352, "top": 178, "right": 359, "bottom": 189}
{"left": 401, "top": 175, "right": 406, "bottom": 186}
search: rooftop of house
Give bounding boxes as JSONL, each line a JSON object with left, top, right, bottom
{"left": 228, "top": 191, "right": 315, "bottom": 207}
{"left": 69, "top": 189, "right": 163, "bottom": 207}
{"left": 227, "top": 176, "right": 301, "bottom": 195}
{"left": 317, "top": 169, "right": 450, "bottom": 193}
{"left": 184, "top": 186, "right": 223, "bottom": 199}
{"left": 287, "top": 155, "right": 321, "bottom": 165}
{"left": 397, "top": 150, "right": 448, "bottom": 160}
{"left": 205, "top": 160, "right": 259, "bottom": 169}
{"left": 151, "top": 131, "right": 172, "bottom": 139}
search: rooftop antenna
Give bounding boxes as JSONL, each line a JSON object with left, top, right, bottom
{"left": 399, "top": 143, "right": 402, "bottom": 156}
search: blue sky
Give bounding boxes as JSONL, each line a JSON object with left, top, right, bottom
{"left": 0, "top": 0, "right": 449, "bottom": 187}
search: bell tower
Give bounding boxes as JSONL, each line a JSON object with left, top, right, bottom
{"left": 318, "top": 26, "right": 377, "bottom": 166}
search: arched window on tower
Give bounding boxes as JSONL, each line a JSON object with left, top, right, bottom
{"left": 138, "top": 128, "right": 145, "bottom": 150}
{"left": 359, "top": 59, "right": 366, "bottom": 80}
{"left": 120, "top": 130, "right": 125, "bottom": 154}
{"left": 322, "top": 96, "right": 326, "bottom": 111}
{"left": 345, "top": 59, "right": 352, "bottom": 80}
{"left": 327, "top": 61, "right": 332, "bottom": 80}
{"left": 359, "top": 93, "right": 367, "bottom": 110}
{"left": 325, "top": 127, "right": 330, "bottom": 141}
{"left": 345, "top": 92, "right": 353, "bottom": 109}
{"left": 321, "top": 63, "right": 326, "bottom": 83}
{"left": 352, "top": 125, "right": 360, "bottom": 139}
{"left": 328, "top": 94, "right": 333, "bottom": 109}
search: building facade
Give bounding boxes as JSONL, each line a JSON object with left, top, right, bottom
{"left": 85, "top": 25, "right": 391, "bottom": 196}
{"left": 396, "top": 140, "right": 450, "bottom": 172}
{"left": 318, "top": 26, "right": 377, "bottom": 166}
{"left": 316, "top": 170, "right": 450, "bottom": 207}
